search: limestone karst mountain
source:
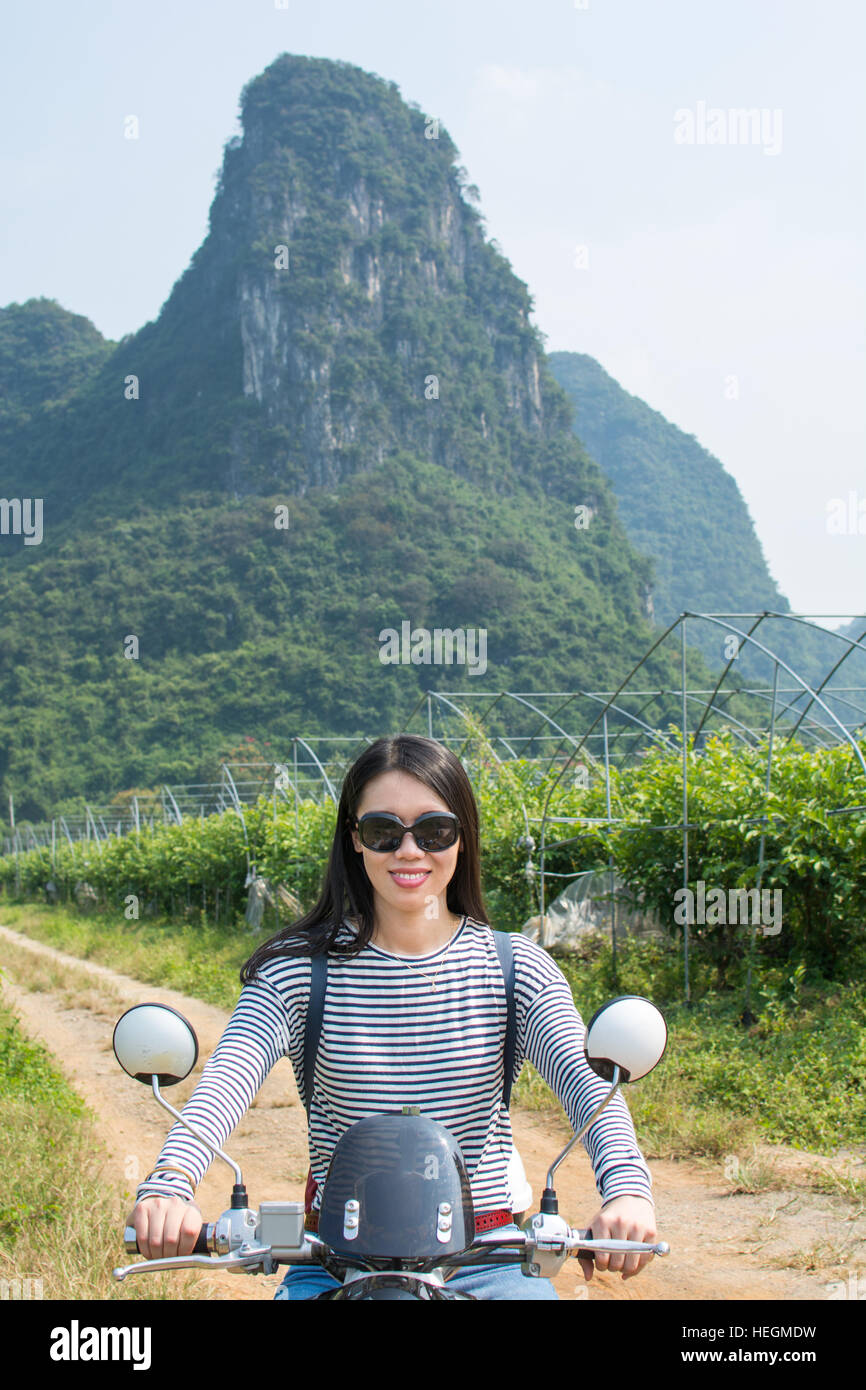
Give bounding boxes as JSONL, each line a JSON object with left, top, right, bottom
{"left": 0, "top": 54, "right": 691, "bottom": 816}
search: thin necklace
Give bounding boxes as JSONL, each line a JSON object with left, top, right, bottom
{"left": 378, "top": 916, "right": 464, "bottom": 992}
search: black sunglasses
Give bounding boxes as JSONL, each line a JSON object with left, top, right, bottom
{"left": 353, "top": 811, "right": 461, "bottom": 853}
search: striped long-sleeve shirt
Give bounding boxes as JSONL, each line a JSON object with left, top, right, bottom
{"left": 134, "top": 916, "right": 653, "bottom": 1214}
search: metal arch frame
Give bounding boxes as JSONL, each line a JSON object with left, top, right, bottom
{"left": 499, "top": 691, "right": 686, "bottom": 791}
{"left": 406, "top": 690, "right": 508, "bottom": 775}
{"left": 409, "top": 687, "right": 510, "bottom": 754}
{"left": 523, "top": 687, "right": 686, "bottom": 920}
{"left": 690, "top": 683, "right": 845, "bottom": 752}
{"left": 416, "top": 690, "right": 506, "bottom": 765}
{"left": 412, "top": 687, "right": 619, "bottom": 835}
{"left": 488, "top": 690, "right": 634, "bottom": 769}
{"left": 413, "top": 686, "right": 584, "bottom": 769}
{"left": 787, "top": 685, "right": 866, "bottom": 737}
{"left": 529, "top": 612, "right": 695, "bottom": 815}
{"left": 495, "top": 735, "right": 522, "bottom": 760}
{"left": 303, "top": 735, "right": 377, "bottom": 810}
{"left": 291, "top": 738, "right": 339, "bottom": 804}
{"left": 597, "top": 687, "right": 695, "bottom": 767}
{"left": 692, "top": 612, "right": 771, "bottom": 746}
{"left": 407, "top": 693, "right": 536, "bottom": 862}
{"left": 519, "top": 611, "right": 866, "bottom": 812}
{"left": 419, "top": 687, "right": 680, "bottom": 782}
{"left": 684, "top": 615, "right": 866, "bottom": 779}
{"left": 84, "top": 803, "right": 101, "bottom": 846}
{"left": 729, "top": 685, "right": 854, "bottom": 751}
{"left": 692, "top": 612, "right": 866, "bottom": 748}
{"left": 680, "top": 690, "right": 759, "bottom": 749}
{"left": 220, "top": 763, "right": 246, "bottom": 817}
{"left": 499, "top": 692, "right": 584, "bottom": 752}
{"left": 161, "top": 785, "right": 184, "bottom": 827}
{"left": 422, "top": 690, "right": 552, "bottom": 767}
{"left": 465, "top": 688, "right": 592, "bottom": 772}
{"left": 498, "top": 611, "right": 866, "bottom": 999}
{"left": 570, "top": 690, "right": 683, "bottom": 758}
{"left": 658, "top": 608, "right": 866, "bottom": 1009}
{"left": 775, "top": 617, "right": 866, "bottom": 742}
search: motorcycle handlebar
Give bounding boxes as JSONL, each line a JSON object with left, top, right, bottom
{"left": 123, "top": 1221, "right": 668, "bottom": 1265}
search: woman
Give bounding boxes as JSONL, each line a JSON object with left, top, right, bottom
{"left": 129, "top": 735, "right": 658, "bottom": 1300}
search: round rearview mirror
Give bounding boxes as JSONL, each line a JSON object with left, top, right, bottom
{"left": 112, "top": 1003, "right": 199, "bottom": 1087}
{"left": 584, "top": 995, "right": 667, "bottom": 1083}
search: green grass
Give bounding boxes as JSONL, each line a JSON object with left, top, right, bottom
{"left": 0, "top": 995, "right": 87, "bottom": 1119}
{"left": 551, "top": 937, "right": 866, "bottom": 1158}
{"left": 0, "top": 991, "right": 207, "bottom": 1299}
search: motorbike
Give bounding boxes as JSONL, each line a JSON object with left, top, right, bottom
{"left": 111, "top": 994, "right": 670, "bottom": 1299}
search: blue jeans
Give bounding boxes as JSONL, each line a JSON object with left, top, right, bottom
{"left": 273, "top": 1224, "right": 559, "bottom": 1301}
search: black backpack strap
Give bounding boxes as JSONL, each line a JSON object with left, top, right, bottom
{"left": 493, "top": 930, "right": 517, "bottom": 1111}
{"left": 303, "top": 952, "right": 328, "bottom": 1119}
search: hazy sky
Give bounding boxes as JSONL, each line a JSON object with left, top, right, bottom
{"left": 1, "top": 0, "right": 863, "bottom": 624}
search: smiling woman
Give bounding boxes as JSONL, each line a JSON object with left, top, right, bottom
{"left": 129, "top": 735, "right": 657, "bottom": 1300}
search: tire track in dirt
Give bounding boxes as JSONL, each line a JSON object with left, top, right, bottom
{"left": 2, "top": 924, "right": 862, "bottom": 1302}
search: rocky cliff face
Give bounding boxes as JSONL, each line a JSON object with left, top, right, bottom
{"left": 190, "top": 54, "right": 555, "bottom": 497}
{"left": 0, "top": 55, "right": 581, "bottom": 514}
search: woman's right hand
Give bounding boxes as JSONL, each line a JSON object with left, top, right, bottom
{"left": 127, "top": 1196, "right": 204, "bottom": 1259}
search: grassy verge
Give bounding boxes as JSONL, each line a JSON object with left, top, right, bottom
{"left": 2, "top": 901, "right": 865, "bottom": 1177}
{"left": 0, "top": 901, "right": 247, "bottom": 1010}
{"left": 552, "top": 938, "right": 866, "bottom": 1175}
{"left": 0, "top": 988, "right": 207, "bottom": 1300}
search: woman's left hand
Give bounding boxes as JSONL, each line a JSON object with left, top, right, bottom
{"left": 577, "top": 1195, "right": 657, "bottom": 1283}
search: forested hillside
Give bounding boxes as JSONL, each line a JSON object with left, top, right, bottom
{"left": 548, "top": 351, "right": 861, "bottom": 684}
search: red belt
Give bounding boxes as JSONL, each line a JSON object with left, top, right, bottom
{"left": 303, "top": 1206, "right": 513, "bottom": 1235}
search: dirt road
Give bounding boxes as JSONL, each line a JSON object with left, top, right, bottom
{"left": 1, "top": 923, "right": 863, "bottom": 1302}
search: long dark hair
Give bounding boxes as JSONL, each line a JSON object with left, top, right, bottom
{"left": 240, "top": 735, "right": 489, "bottom": 981}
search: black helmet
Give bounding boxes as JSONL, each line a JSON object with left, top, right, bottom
{"left": 317, "top": 1111, "right": 475, "bottom": 1259}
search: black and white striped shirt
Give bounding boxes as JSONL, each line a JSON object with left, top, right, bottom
{"left": 135, "top": 916, "right": 653, "bottom": 1213}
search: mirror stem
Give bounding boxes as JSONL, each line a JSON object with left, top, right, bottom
{"left": 150, "top": 1077, "right": 248, "bottom": 1205}
{"left": 540, "top": 1067, "right": 621, "bottom": 1214}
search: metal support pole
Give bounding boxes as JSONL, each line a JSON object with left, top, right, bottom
{"left": 10, "top": 795, "right": 19, "bottom": 895}
{"left": 681, "top": 618, "right": 690, "bottom": 1006}
{"left": 85, "top": 804, "right": 102, "bottom": 849}
{"left": 744, "top": 660, "right": 779, "bottom": 1020}
{"left": 293, "top": 739, "right": 299, "bottom": 835}
{"left": 603, "top": 711, "right": 617, "bottom": 987}
{"left": 539, "top": 818, "right": 547, "bottom": 941}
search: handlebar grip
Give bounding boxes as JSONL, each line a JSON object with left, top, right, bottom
{"left": 124, "top": 1224, "right": 210, "bottom": 1255}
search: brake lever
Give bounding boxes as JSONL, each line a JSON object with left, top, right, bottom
{"left": 572, "top": 1234, "right": 670, "bottom": 1258}
{"left": 113, "top": 1246, "right": 273, "bottom": 1282}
